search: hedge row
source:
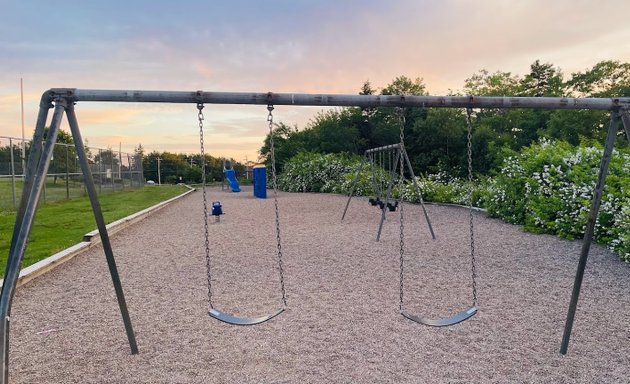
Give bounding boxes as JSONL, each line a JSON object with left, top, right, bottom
{"left": 277, "top": 142, "right": 630, "bottom": 262}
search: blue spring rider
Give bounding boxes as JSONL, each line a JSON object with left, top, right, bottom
{"left": 211, "top": 201, "right": 224, "bottom": 222}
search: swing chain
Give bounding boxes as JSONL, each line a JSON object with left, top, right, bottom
{"left": 397, "top": 107, "right": 406, "bottom": 311}
{"left": 397, "top": 107, "right": 406, "bottom": 147}
{"left": 267, "top": 105, "right": 287, "bottom": 307}
{"left": 198, "top": 103, "right": 214, "bottom": 309}
{"left": 398, "top": 151, "right": 406, "bottom": 311}
{"left": 466, "top": 107, "right": 478, "bottom": 306}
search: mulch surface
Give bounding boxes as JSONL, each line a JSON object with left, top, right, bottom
{"left": 9, "top": 186, "right": 630, "bottom": 383}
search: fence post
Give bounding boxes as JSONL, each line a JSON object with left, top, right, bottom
{"left": 65, "top": 144, "right": 70, "bottom": 199}
{"left": 98, "top": 148, "right": 102, "bottom": 194}
{"left": 120, "top": 153, "right": 125, "bottom": 190}
{"left": 110, "top": 151, "right": 115, "bottom": 191}
{"left": 9, "top": 138, "right": 16, "bottom": 209}
{"left": 127, "top": 154, "right": 132, "bottom": 188}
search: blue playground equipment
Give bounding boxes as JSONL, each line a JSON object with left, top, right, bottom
{"left": 222, "top": 158, "right": 241, "bottom": 192}
{"left": 211, "top": 201, "right": 224, "bottom": 222}
{"left": 211, "top": 201, "right": 223, "bottom": 216}
{"left": 252, "top": 165, "right": 267, "bottom": 199}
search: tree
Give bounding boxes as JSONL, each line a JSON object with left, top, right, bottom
{"left": 543, "top": 109, "right": 608, "bottom": 145}
{"left": 94, "top": 148, "right": 119, "bottom": 168}
{"left": 520, "top": 60, "right": 565, "bottom": 97}
{"left": 259, "top": 122, "right": 307, "bottom": 171}
{"left": 132, "top": 144, "right": 144, "bottom": 175}
{"left": 462, "top": 67, "right": 553, "bottom": 152}
{"left": 381, "top": 75, "right": 427, "bottom": 96}
{"left": 143, "top": 151, "right": 215, "bottom": 184}
{"left": 359, "top": 80, "right": 376, "bottom": 95}
{"left": 463, "top": 69, "right": 521, "bottom": 96}
{"left": 306, "top": 109, "right": 362, "bottom": 154}
{"left": 567, "top": 60, "right": 630, "bottom": 97}
{"left": 0, "top": 140, "right": 22, "bottom": 175}
{"left": 42, "top": 127, "right": 77, "bottom": 184}
{"left": 409, "top": 108, "right": 468, "bottom": 174}
{"left": 559, "top": 60, "right": 630, "bottom": 146}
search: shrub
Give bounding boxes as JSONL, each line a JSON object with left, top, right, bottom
{"left": 487, "top": 138, "right": 630, "bottom": 261}
{"left": 277, "top": 152, "right": 358, "bottom": 193}
{"left": 276, "top": 141, "right": 630, "bottom": 262}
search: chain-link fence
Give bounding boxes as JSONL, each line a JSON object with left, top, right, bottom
{"left": 0, "top": 136, "right": 144, "bottom": 211}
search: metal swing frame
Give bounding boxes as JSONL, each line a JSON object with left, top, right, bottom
{"left": 1, "top": 89, "right": 629, "bottom": 383}
{"left": 341, "top": 143, "right": 435, "bottom": 241}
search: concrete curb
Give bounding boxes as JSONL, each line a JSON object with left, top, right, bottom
{"left": 1, "top": 185, "right": 195, "bottom": 289}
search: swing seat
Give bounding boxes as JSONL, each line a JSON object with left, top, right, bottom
{"left": 211, "top": 201, "right": 224, "bottom": 216}
{"left": 369, "top": 198, "right": 380, "bottom": 206}
{"left": 209, "top": 307, "right": 284, "bottom": 326}
{"left": 401, "top": 306, "right": 477, "bottom": 327}
{"left": 387, "top": 201, "right": 398, "bottom": 211}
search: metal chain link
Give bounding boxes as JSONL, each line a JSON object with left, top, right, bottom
{"left": 466, "top": 107, "right": 478, "bottom": 306}
{"left": 267, "top": 105, "right": 287, "bottom": 307}
{"left": 198, "top": 103, "right": 214, "bottom": 309}
{"left": 397, "top": 107, "right": 406, "bottom": 311}
{"left": 398, "top": 107, "right": 405, "bottom": 144}
{"left": 398, "top": 151, "right": 406, "bottom": 312}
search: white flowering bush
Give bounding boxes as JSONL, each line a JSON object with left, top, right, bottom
{"left": 487, "top": 139, "right": 630, "bottom": 261}
{"left": 401, "top": 172, "right": 489, "bottom": 207}
{"left": 278, "top": 152, "right": 490, "bottom": 206}
{"left": 277, "top": 143, "right": 630, "bottom": 261}
{"left": 277, "top": 152, "right": 358, "bottom": 193}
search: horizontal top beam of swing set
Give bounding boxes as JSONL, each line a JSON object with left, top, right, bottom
{"left": 365, "top": 143, "right": 402, "bottom": 154}
{"left": 43, "top": 88, "right": 630, "bottom": 111}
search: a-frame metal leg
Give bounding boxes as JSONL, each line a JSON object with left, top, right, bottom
{"left": 621, "top": 110, "right": 630, "bottom": 144}
{"left": 341, "top": 157, "right": 367, "bottom": 222}
{"left": 0, "top": 99, "right": 62, "bottom": 384}
{"left": 65, "top": 103, "right": 138, "bottom": 355}
{"left": 560, "top": 110, "right": 622, "bottom": 355}
{"left": 402, "top": 146, "right": 435, "bottom": 240}
{"left": 5, "top": 99, "right": 53, "bottom": 277}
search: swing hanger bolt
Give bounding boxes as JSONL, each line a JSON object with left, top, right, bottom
{"left": 267, "top": 104, "right": 274, "bottom": 122}
{"left": 468, "top": 95, "right": 475, "bottom": 109}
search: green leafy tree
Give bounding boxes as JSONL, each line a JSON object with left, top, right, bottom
{"left": 520, "top": 60, "right": 565, "bottom": 97}
{"left": 0, "top": 140, "right": 22, "bottom": 175}
{"left": 41, "top": 128, "right": 78, "bottom": 184}
{"left": 307, "top": 109, "right": 362, "bottom": 154}
{"left": 463, "top": 69, "right": 522, "bottom": 96}
{"left": 409, "top": 108, "right": 467, "bottom": 174}
{"left": 259, "top": 122, "right": 309, "bottom": 172}
{"left": 380, "top": 75, "right": 427, "bottom": 96}
{"left": 553, "top": 60, "right": 630, "bottom": 147}
{"left": 567, "top": 60, "right": 630, "bottom": 97}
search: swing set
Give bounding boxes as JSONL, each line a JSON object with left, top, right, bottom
{"left": 1, "top": 89, "right": 629, "bottom": 383}
{"left": 341, "top": 120, "right": 435, "bottom": 242}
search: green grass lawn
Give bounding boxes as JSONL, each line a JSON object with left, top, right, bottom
{"left": 0, "top": 184, "right": 189, "bottom": 275}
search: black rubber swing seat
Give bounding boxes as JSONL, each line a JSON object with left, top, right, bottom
{"left": 208, "top": 307, "right": 285, "bottom": 326}
{"left": 401, "top": 306, "right": 477, "bottom": 327}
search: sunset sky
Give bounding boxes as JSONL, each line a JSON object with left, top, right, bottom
{"left": 1, "top": 0, "right": 630, "bottom": 162}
